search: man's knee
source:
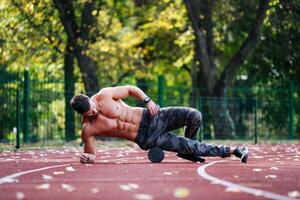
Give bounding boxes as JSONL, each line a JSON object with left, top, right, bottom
{"left": 189, "top": 108, "right": 202, "bottom": 124}
{"left": 194, "top": 110, "right": 202, "bottom": 123}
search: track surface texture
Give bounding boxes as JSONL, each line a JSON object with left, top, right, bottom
{"left": 0, "top": 143, "right": 300, "bottom": 200}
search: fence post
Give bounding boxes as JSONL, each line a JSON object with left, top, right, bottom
{"left": 158, "top": 75, "right": 165, "bottom": 107}
{"left": 199, "top": 96, "right": 203, "bottom": 142}
{"left": 23, "top": 70, "right": 30, "bottom": 143}
{"left": 16, "top": 89, "right": 20, "bottom": 149}
{"left": 254, "top": 98, "right": 258, "bottom": 144}
{"left": 288, "top": 81, "right": 295, "bottom": 140}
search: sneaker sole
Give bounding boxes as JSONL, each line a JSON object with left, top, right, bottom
{"left": 241, "top": 147, "right": 249, "bottom": 163}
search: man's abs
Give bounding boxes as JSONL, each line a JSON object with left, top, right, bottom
{"left": 90, "top": 100, "right": 144, "bottom": 141}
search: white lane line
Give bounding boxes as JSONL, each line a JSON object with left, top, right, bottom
{"left": 0, "top": 163, "right": 72, "bottom": 185}
{"left": 0, "top": 155, "right": 143, "bottom": 185}
{"left": 197, "top": 160, "right": 297, "bottom": 200}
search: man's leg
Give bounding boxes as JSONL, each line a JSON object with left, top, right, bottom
{"left": 158, "top": 107, "right": 205, "bottom": 161}
{"left": 161, "top": 107, "right": 202, "bottom": 140}
{"left": 155, "top": 131, "right": 231, "bottom": 158}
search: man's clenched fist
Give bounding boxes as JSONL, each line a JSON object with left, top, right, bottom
{"left": 80, "top": 153, "right": 96, "bottom": 163}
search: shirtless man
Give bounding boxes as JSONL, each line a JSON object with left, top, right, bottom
{"left": 70, "top": 86, "right": 248, "bottom": 164}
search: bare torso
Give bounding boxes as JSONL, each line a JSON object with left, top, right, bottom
{"left": 82, "top": 94, "right": 144, "bottom": 141}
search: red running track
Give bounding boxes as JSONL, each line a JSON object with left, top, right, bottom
{"left": 0, "top": 143, "right": 300, "bottom": 200}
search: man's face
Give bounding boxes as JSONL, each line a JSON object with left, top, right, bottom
{"left": 83, "top": 100, "right": 98, "bottom": 117}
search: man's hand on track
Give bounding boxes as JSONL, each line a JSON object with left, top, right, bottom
{"left": 80, "top": 153, "right": 96, "bottom": 163}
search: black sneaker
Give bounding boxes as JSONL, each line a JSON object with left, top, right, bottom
{"left": 177, "top": 153, "right": 205, "bottom": 163}
{"left": 233, "top": 147, "right": 249, "bottom": 163}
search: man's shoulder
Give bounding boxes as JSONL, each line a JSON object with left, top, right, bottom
{"left": 82, "top": 121, "right": 92, "bottom": 131}
{"left": 93, "top": 87, "right": 114, "bottom": 101}
{"left": 81, "top": 121, "right": 95, "bottom": 138}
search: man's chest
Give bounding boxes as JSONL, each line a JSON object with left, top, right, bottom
{"left": 98, "top": 100, "right": 123, "bottom": 118}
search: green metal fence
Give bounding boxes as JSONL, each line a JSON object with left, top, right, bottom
{"left": 0, "top": 82, "right": 18, "bottom": 147}
{"left": 0, "top": 71, "right": 299, "bottom": 149}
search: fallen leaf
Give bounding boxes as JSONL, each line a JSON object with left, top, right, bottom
{"left": 119, "top": 184, "right": 131, "bottom": 191}
{"left": 42, "top": 174, "right": 53, "bottom": 181}
{"left": 173, "top": 187, "right": 190, "bottom": 198}
{"left": 253, "top": 156, "right": 264, "bottom": 159}
{"left": 36, "top": 183, "right": 50, "bottom": 190}
{"left": 119, "top": 183, "right": 139, "bottom": 191}
{"left": 133, "top": 194, "right": 153, "bottom": 200}
{"left": 53, "top": 171, "right": 64, "bottom": 175}
{"left": 65, "top": 166, "right": 75, "bottom": 172}
{"left": 288, "top": 191, "right": 300, "bottom": 198}
{"left": 16, "top": 192, "right": 25, "bottom": 200}
{"left": 253, "top": 168, "right": 262, "bottom": 172}
{"left": 265, "top": 175, "right": 277, "bottom": 179}
{"left": 91, "top": 188, "right": 100, "bottom": 194}
{"left": 128, "top": 183, "right": 139, "bottom": 189}
{"left": 61, "top": 183, "right": 75, "bottom": 192}
{"left": 270, "top": 167, "right": 279, "bottom": 170}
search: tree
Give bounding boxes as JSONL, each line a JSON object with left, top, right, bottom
{"left": 238, "top": 0, "right": 300, "bottom": 139}
{"left": 53, "top": 0, "right": 100, "bottom": 94}
{"left": 7, "top": 0, "right": 77, "bottom": 140}
{"left": 184, "top": 0, "right": 271, "bottom": 138}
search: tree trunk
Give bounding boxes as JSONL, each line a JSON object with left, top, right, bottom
{"left": 184, "top": 0, "right": 270, "bottom": 139}
{"left": 210, "top": 85, "right": 235, "bottom": 138}
{"left": 296, "top": 65, "right": 300, "bottom": 139}
{"left": 53, "top": 0, "right": 100, "bottom": 95}
{"left": 64, "top": 40, "right": 75, "bottom": 141}
{"left": 74, "top": 47, "right": 99, "bottom": 95}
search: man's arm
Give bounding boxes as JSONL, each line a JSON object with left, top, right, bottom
{"left": 101, "top": 86, "right": 146, "bottom": 100}
{"left": 80, "top": 124, "right": 96, "bottom": 163}
{"left": 102, "top": 86, "right": 159, "bottom": 116}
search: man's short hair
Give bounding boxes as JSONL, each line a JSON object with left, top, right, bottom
{"left": 70, "top": 94, "right": 90, "bottom": 114}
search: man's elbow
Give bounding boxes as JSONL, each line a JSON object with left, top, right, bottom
{"left": 127, "top": 86, "right": 143, "bottom": 96}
